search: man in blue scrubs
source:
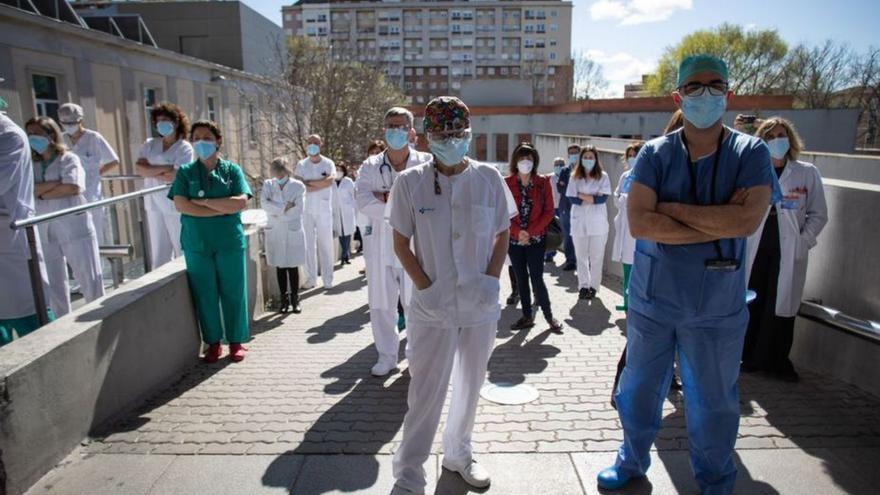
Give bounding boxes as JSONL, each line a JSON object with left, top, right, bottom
{"left": 597, "top": 55, "right": 774, "bottom": 494}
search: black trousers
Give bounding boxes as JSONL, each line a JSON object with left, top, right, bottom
{"left": 276, "top": 267, "right": 300, "bottom": 302}
{"left": 508, "top": 238, "right": 553, "bottom": 320}
{"left": 743, "top": 211, "right": 796, "bottom": 373}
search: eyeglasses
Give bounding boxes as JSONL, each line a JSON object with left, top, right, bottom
{"left": 59, "top": 121, "right": 79, "bottom": 126}
{"left": 678, "top": 81, "right": 729, "bottom": 97}
{"left": 427, "top": 128, "right": 471, "bottom": 143}
{"left": 385, "top": 124, "right": 411, "bottom": 131}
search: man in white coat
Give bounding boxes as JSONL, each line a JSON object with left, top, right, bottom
{"left": 355, "top": 107, "right": 432, "bottom": 377}
{"left": 388, "top": 97, "right": 516, "bottom": 494}
{"left": 0, "top": 92, "right": 51, "bottom": 346}
{"left": 297, "top": 134, "right": 336, "bottom": 289}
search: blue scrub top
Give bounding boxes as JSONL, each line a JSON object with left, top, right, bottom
{"left": 628, "top": 128, "right": 775, "bottom": 318}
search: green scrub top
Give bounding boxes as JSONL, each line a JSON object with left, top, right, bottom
{"left": 168, "top": 158, "right": 253, "bottom": 253}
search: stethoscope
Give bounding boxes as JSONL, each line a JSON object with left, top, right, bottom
{"left": 196, "top": 161, "right": 229, "bottom": 198}
{"left": 379, "top": 152, "right": 393, "bottom": 191}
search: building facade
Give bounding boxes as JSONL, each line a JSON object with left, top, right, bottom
{"left": 282, "top": 0, "right": 574, "bottom": 105}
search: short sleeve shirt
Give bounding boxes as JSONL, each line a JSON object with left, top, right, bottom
{"left": 297, "top": 156, "right": 336, "bottom": 214}
{"left": 64, "top": 129, "right": 118, "bottom": 201}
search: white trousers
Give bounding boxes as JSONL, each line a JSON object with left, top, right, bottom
{"left": 91, "top": 206, "right": 106, "bottom": 246}
{"left": 146, "top": 208, "right": 181, "bottom": 268}
{"left": 572, "top": 233, "right": 607, "bottom": 290}
{"left": 43, "top": 234, "right": 104, "bottom": 317}
{"left": 369, "top": 266, "right": 405, "bottom": 363}
{"left": 393, "top": 322, "right": 496, "bottom": 493}
{"left": 303, "top": 210, "right": 334, "bottom": 286}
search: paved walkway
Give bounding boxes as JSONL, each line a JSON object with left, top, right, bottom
{"left": 27, "top": 258, "right": 880, "bottom": 494}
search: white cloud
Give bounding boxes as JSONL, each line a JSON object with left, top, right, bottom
{"left": 589, "top": 0, "right": 693, "bottom": 26}
{"left": 586, "top": 49, "right": 656, "bottom": 98}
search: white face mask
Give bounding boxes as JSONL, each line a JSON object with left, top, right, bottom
{"left": 62, "top": 124, "right": 80, "bottom": 135}
{"left": 627, "top": 157, "right": 637, "bottom": 169}
{"left": 517, "top": 159, "right": 534, "bottom": 175}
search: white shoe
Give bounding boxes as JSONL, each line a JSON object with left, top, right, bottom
{"left": 302, "top": 280, "right": 316, "bottom": 290}
{"left": 323, "top": 282, "right": 334, "bottom": 290}
{"left": 371, "top": 359, "right": 397, "bottom": 377}
{"left": 442, "top": 459, "right": 491, "bottom": 488}
{"left": 389, "top": 484, "right": 423, "bottom": 495}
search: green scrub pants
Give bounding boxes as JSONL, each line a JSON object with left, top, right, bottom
{"left": 184, "top": 248, "right": 249, "bottom": 345}
{"left": 0, "top": 310, "right": 56, "bottom": 347}
{"left": 617, "top": 263, "right": 632, "bottom": 311}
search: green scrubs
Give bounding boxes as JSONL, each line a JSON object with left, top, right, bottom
{"left": 169, "top": 158, "right": 253, "bottom": 345}
{"left": 0, "top": 310, "right": 56, "bottom": 347}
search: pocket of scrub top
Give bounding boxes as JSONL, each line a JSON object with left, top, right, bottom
{"left": 628, "top": 251, "right": 655, "bottom": 303}
{"left": 471, "top": 205, "right": 495, "bottom": 234}
{"left": 410, "top": 281, "right": 444, "bottom": 321}
{"left": 476, "top": 273, "right": 501, "bottom": 306}
{"left": 697, "top": 269, "right": 744, "bottom": 316}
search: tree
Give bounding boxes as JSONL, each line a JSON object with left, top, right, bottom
{"left": 644, "top": 24, "right": 788, "bottom": 95}
{"left": 779, "top": 41, "right": 856, "bottom": 108}
{"left": 254, "top": 36, "right": 407, "bottom": 170}
{"left": 571, "top": 50, "right": 608, "bottom": 100}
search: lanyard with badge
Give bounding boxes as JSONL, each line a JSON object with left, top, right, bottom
{"left": 197, "top": 160, "right": 228, "bottom": 198}
{"left": 681, "top": 129, "right": 739, "bottom": 272}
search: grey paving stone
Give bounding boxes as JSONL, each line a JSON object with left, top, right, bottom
{"left": 148, "top": 455, "right": 303, "bottom": 495}
{"left": 290, "top": 454, "right": 437, "bottom": 495}
{"left": 434, "top": 453, "right": 584, "bottom": 495}
{"left": 26, "top": 454, "right": 173, "bottom": 495}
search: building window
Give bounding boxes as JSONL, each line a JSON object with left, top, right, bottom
{"left": 416, "top": 68, "right": 424, "bottom": 76}
{"left": 429, "top": 68, "right": 437, "bottom": 76}
{"left": 284, "top": 13, "right": 292, "bottom": 22}
{"left": 248, "top": 103, "right": 257, "bottom": 143}
{"left": 549, "top": 52, "right": 557, "bottom": 60}
{"left": 440, "top": 67, "right": 448, "bottom": 76}
{"left": 33, "top": 74, "right": 60, "bottom": 122}
{"left": 206, "top": 95, "right": 217, "bottom": 122}
{"left": 143, "top": 86, "right": 159, "bottom": 138}
{"left": 550, "top": 24, "right": 558, "bottom": 32}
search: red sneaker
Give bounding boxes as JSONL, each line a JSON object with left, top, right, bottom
{"left": 229, "top": 343, "right": 247, "bottom": 362}
{"left": 203, "top": 343, "right": 222, "bottom": 363}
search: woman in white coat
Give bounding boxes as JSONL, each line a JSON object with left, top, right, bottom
{"left": 135, "top": 103, "right": 194, "bottom": 268}
{"left": 26, "top": 116, "right": 104, "bottom": 317}
{"left": 744, "top": 117, "right": 828, "bottom": 382}
{"left": 611, "top": 142, "right": 643, "bottom": 311}
{"left": 332, "top": 163, "right": 357, "bottom": 265}
{"left": 566, "top": 145, "right": 612, "bottom": 300}
{"left": 261, "top": 158, "right": 306, "bottom": 314}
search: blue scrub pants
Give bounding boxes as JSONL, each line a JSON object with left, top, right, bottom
{"left": 559, "top": 207, "right": 576, "bottom": 266}
{"left": 613, "top": 307, "right": 748, "bottom": 495}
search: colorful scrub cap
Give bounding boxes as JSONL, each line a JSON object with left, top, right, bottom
{"left": 423, "top": 96, "right": 471, "bottom": 134}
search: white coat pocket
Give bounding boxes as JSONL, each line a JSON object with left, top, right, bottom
{"left": 410, "top": 281, "right": 445, "bottom": 321}
{"left": 476, "top": 273, "right": 501, "bottom": 306}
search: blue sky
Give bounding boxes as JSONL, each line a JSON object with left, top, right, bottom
{"left": 247, "top": 0, "right": 880, "bottom": 96}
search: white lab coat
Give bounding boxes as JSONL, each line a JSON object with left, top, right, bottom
{"left": 746, "top": 160, "right": 828, "bottom": 317}
{"left": 611, "top": 169, "right": 636, "bottom": 265}
{"left": 332, "top": 176, "right": 357, "bottom": 237}
{"left": 387, "top": 160, "right": 517, "bottom": 329}
{"left": 566, "top": 172, "right": 612, "bottom": 237}
{"left": 297, "top": 155, "right": 336, "bottom": 286}
{"left": 261, "top": 177, "right": 306, "bottom": 268}
{"left": 34, "top": 152, "right": 104, "bottom": 316}
{"left": 64, "top": 129, "right": 118, "bottom": 243}
{"left": 550, "top": 172, "right": 561, "bottom": 208}
{"left": 137, "top": 137, "right": 193, "bottom": 267}
{"left": 0, "top": 114, "right": 49, "bottom": 320}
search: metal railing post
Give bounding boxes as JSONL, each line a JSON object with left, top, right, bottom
{"left": 138, "top": 195, "right": 152, "bottom": 273}
{"left": 25, "top": 226, "right": 49, "bottom": 326}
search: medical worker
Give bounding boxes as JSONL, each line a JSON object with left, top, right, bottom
{"left": 297, "top": 134, "right": 336, "bottom": 289}
{"left": 555, "top": 144, "right": 581, "bottom": 271}
{"left": 566, "top": 145, "right": 611, "bottom": 300}
{"left": 358, "top": 141, "right": 387, "bottom": 277}
{"left": 611, "top": 141, "right": 643, "bottom": 311}
{"left": 26, "top": 116, "right": 104, "bottom": 317}
{"left": 388, "top": 97, "right": 516, "bottom": 494}
{"left": 743, "top": 117, "right": 827, "bottom": 382}
{"left": 136, "top": 103, "right": 193, "bottom": 268}
{"left": 543, "top": 156, "right": 565, "bottom": 263}
{"left": 598, "top": 55, "right": 774, "bottom": 493}
{"left": 0, "top": 97, "right": 52, "bottom": 346}
{"left": 355, "top": 107, "right": 432, "bottom": 377}
{"left": 58, "top": 103, "right": 119, "bottom": 244}
{"left": 170, "top": 120, "right": 252, "bottom": 363}
{"left": 261, "top": 157, "right": 306, "bottom": 314}
{"left": 333, "top": 163, "right": 357, "bottom": 265}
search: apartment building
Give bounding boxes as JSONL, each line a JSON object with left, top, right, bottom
{"left": 282, "top": 0, "right": 574, "bottom": 104}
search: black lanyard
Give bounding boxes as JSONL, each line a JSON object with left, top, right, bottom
{"left": 680, "top": 129, "right": 729, "bottom": 262}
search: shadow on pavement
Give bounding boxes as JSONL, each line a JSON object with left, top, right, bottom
{"left": 486, "top": 328, "right": 560, "bottom": 386}
{"left": 566, "top": 297, "right": 615, "bottom": 336}
{"left": 305, "top": 303, "right": 370, "bottom": 344}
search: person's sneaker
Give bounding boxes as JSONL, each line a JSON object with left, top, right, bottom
{"left": 323, "top": 282, "right": 334, "bottom": 290}
{"left": 442, "top": 459, "right": 491, "bottom": 488}
{"left": 548, "top": 318, "right": 564, "bottom": 334}
{"left": 371, "top": 359, "right": 397, "bottom": 377}
{"left": 203, "top": 343, "right": 223, "bottom": 363}
{"left": 302, "top": 280, "right": 316, "bottom": 290}
{"left": 578, "top": 288, "right": 590, "bottom": 300}
{"left": 389, "top": 484, "right": 423, "bottom": 495}
{"left": 510, "top": 316, "right": 535, "bottom": 330}
{"left": 229, "top": 343, "right": 247, "bottom": 362}
{"left": 279, "top": 294, "right": 290, "bottom": 314}
{"left": 505, "top": 293, "right": 519, "bottom": 305}
{"left": 597, "top": 466, "right": 635, "bottom": 490}
{"left": 615, "top": 304, "right": 628, "bottom": 311}
{"left": 587, "top": 287, "right": 598, "bottom": 299}
{"left": 562, "top": 263, "right": 576, "bottom": 271}
{"left": 291, "top": 301, "right": 302, "bottom": 314}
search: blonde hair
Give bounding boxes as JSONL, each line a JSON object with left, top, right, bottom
{"left": 755, "top": 117, "right": 804, "bottom": 161}
{"left": 25, "top": 116, "right": 67, "bottom": 161}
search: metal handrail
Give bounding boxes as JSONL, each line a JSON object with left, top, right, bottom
{"left": 798, "top": 300, "right": 880, "bottom": 344}
{"left": 10, "top": 185, "right": 169, "bottom": 230}
{"left": 101, "top": 174, "right": 145, "bottom": 181}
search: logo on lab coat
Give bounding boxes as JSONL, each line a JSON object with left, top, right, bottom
{"left": 418, "top": 207, "right": 435, "bottom": 214}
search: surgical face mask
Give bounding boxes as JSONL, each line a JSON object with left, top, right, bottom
{"left": 156, "top": 121, "right": 175, "bottom": 137}
{"left": 517, "top": 159, "right": 534, "bottom": 175}
{"left": 278, "top": 176, "right": 289, "bottom": 185}
{"left": 554, "top": 165, "right": 563, "bottom": 175}
{"left": 568, "top": 154, "right": 579, "bottom": 166}
{"left": 384, "top": 128, "right": 409, "bottom": 150}
{"left": 767, "top": 137, "right": 790, "bottom": 160}
{"left": 581, "top": 158, "right": 596, "bottom": 172}
{"left": 62, "top": 123, "right": 79, "bottom": 135}
{"left": 193, "top": 140, "right": 217, "bottom": 160}
{"left": 429, "top": 135, "right": 471, "bottom": 167}
{"left": 680, "top": 93, "right": 727, "bottom": 129}
{"left": 627, "top": 157, "right": 637, "bottom": 169}
{"left": 28, "top": 135, "right": 50, "bottom": 154}
{"left": 307, "top": 143, "right": 320, "bottom": 156}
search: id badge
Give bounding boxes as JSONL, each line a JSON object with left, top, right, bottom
{"left": 705, "top": 258, "right": 738, "bottom": 272}
{"left": 781, "top": 198, "right": 799, "bottom": 210}
{"left": 621, "top": 175, "right": 634, "bottom": 194}
{"left": 365, "top": 225, "right": 373, "bottom": 236}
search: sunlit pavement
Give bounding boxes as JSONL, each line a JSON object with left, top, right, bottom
{"left": 27, "top": 257, "right": 880, "bottom": 494}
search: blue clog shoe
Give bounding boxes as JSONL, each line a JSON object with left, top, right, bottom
{"left": 597, "top": 466, "right": 633, "bottom": 490}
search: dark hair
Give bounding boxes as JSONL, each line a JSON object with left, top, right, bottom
{"left": 25, "top": 116, "right": 66, "bottom": 161}
{"left": 190, "top": 119, "right": 222, "bottom": 141}
{"left": 367, "top": 139, "right": 386, "bottom": 155}
{"left": 335, "top": 162, "right": 349, "bottom": 178}
{"left": 573, "top": 145, "right": 603, "bottom": 180}
{"left": 566, "top": 143, "right": 582, "bottom": 154}
{"left": 151, "top": 102, "right": 190, "bottom": 140}
{"left": 624, "top": 141, "right": 644, "bottom": 160}
{"left": 508, "top": 142, "right": 539, "bottom": 177}
{"left": 663, "top": 109, "right": 684, "bottom": 135}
